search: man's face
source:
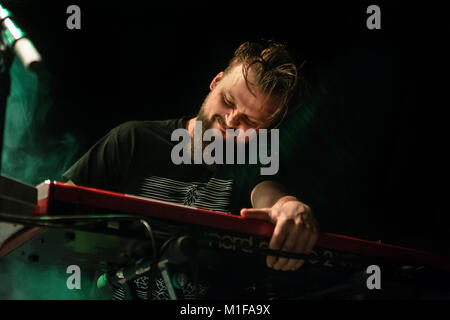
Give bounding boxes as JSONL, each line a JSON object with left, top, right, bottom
{"left": 196, "top": 64, "right": 279, "bottom": 141}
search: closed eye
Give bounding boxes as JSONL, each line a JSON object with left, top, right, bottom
{"left": 243, "top": 116, "right": 258, "bottom": 127}
{"left": 222, "top": 94, "right": 235, "bottom": 109}
{"left": 222, "top": 94, "right": 261, "bottom": 127}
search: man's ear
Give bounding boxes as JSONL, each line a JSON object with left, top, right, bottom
{"left": 209, "top": 71, "right": 224, "bottom": 90}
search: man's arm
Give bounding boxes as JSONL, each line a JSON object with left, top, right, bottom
{"left": 240, "top": 180, "right": 319, "bottom": 271}
{"left": 250, "top": 180, "right": 290, "bottom": 208}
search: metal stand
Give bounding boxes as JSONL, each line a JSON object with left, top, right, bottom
{"left": 0, "top": 37, "right": 38, "bottom": 218}
{"left": 96, "top": 234, "right": 198, "bottom": 300}
{"left": 157, "top": 235, "right": 197, "bottom": 300}
{"left": 0, "top": 40, "right": 12, "bottom": 174}
{"left": 0, "top": 3, "right": 42, "bottom": 174}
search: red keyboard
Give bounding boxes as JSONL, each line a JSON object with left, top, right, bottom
{"left": 34, "top": 180, "right": 450, "bottom": 272}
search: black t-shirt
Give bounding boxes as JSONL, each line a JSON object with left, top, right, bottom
{"left": 63, "top": 117, "right": 271, "bottom": 299}
{"left": 63, "top": 118, "right": 266, "bottom": 215}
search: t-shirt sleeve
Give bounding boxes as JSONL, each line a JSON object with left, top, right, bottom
{"left": 227, "top": 162, "right": 284, "bottom": 213}
{"left": 243, "top": 152, "right": 290, "bottom": 209}
{"left": 62, "top": 121, "right": 137, "bottom": 192}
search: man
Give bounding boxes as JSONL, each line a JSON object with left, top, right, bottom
{"left": 63, "top": 40, "right": 319, "bottom": 299}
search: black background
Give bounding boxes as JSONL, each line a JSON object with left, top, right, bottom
{"left": 3, "top": 1, "right": 449, "bottom": 254}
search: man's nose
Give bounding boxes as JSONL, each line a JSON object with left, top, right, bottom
{"left": 224, "top": 112, "right": 240, "bottom": 128}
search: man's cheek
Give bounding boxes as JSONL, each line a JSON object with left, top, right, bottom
{"left": 210, "top": 119, "right": 223, "bottom": 133}
{"left": 236, "top": 128, "right": 256, "bottom": 143}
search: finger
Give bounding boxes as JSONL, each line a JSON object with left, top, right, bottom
{"left": 300, "top": 209, "right": 316, "bottom": 230}
{"left": 274, "top": 222, "right": 301, "bottom": 271}
{"left": 285, "top": 226, "right": 310, "bottom": 271}
{"left": 292, "top": 226, "right": 319, "bottom": 270}
{"left": 240, "top": 208, "right": 273, "bottom": 223}
{"left": 267, "top": 218, "right": 290, "bottom": 269}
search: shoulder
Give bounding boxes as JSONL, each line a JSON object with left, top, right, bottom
{"left": 111, "top": 117, "right": 189, "bottom": 143}
{"left": 114, "top": 118, "right": 187, "bottom": 133}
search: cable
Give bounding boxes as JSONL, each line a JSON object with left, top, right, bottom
{"left": 147, "top": 235, "right": 178, "bottom": 299}
{"left": 0, "top": 212, "right": 171, "bottom": 229}
{"left": 139, "top": 219, "right": 158, "bottom": 264}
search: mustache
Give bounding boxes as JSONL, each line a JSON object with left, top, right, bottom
{"left": 213, "top": 115, "right": 231, "bottom": 131}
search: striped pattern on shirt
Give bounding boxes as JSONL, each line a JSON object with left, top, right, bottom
{"left": 112, "top": 175, "right": 234, "bottom": 300}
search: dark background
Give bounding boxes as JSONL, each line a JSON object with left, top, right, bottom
{"left": 3, "top": 1, "right": 449, "bottom": 254}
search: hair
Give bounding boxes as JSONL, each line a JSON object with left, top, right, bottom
{"left": 223, "top": 40, "right": 304, "bottom": 128}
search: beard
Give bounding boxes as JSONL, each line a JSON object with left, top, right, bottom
{"left": 191, "top": 94, "right": 256, "bottom": 171}
{"left": 191, "top": 100, "right": 218, "bottom": 170}
{"left": 190, "top": 97, "right": 237, "bottom": 171}
{"left": 196, "top": 102, "right": 216, "bottom": 132}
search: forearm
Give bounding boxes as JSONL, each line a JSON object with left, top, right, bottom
{"left": 251, "top": 180, "right": 298, "bottom": 209}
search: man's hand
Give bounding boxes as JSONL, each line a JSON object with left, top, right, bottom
{"left": 240, "top": 196, "right": 319, "bottom": 271}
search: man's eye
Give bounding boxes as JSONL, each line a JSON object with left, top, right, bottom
{"left": 223, "top": 96, "right": 234, "bottom": 108}
{"left": 244, "top": 117, "right": 257, "bottom": 127}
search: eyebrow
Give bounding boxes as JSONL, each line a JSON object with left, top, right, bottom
{"left": 225, "top": 91, "right": 235, "bottom": 104}
{"left": 226, "top": 90, "right": 265, "bottom": 126}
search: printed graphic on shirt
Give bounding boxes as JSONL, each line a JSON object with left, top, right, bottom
{"left": 138, "top": 176, "right": 234, "bottom": 213}
{"left": 113, "top": 175, "right": 234, "bottom": 300}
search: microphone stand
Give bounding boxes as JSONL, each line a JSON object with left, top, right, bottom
{"left": 0, "top": 3, "right": 43, "bottom": 194}
{"left": 0, "top": 3, "right": 42, "bottom": 174}
{"left": 97, "top": 234, "right": 197, "bottom": 300}
{"left": 0, "top": 43, "right": 10, "bottom": 174}
{"left": 0, "top": 3, "right": 43, "bottom": 220}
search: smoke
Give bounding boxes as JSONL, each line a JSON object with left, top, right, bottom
{"left": 0, "top": 58, "right": 90, "bottom": 299}
{"left": 1, "top": 57, "right": 80, "bottom": 184}
{"left": 0, "top": 259, "right": 109, "bottom": 300}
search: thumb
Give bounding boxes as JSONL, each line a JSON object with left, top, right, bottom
{"left": 240, "top": 208, "right": 273, "bottom": 223}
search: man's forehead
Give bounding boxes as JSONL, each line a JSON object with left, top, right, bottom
{"left": 225, "top": 64, "right": 255, "bottom": 90}
{"left": 224, "top": 65, "right": 279, "bottom": 119}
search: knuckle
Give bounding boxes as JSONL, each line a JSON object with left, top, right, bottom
{"left": 282, "top": 216, "right": 295, "bottom": 226}
{"left": 293, "top": 216, "right": 303, "bottom": 226}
